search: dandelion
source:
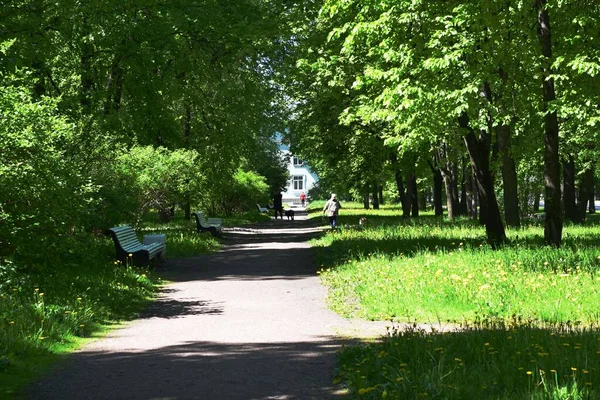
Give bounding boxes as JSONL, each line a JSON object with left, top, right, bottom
{"left": 571, "top": 367, "right": 577, "bottom": 371}
{"left": 9, "top": 321, "right": 15, "bottom": 325}
{"left": 527, "top": 371, "right": 532, "bottom": 375}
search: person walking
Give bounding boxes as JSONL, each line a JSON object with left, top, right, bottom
{"left": 273, "top": 192, "right": 284, "bottom": 219}
{"left": 300, "top": 192, "right": 306, "bottom": 207}
{"left": 322, "top": 193, "right": 342, "bottom": 229}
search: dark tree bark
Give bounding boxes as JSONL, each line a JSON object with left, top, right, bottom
{"left": 418, "top": 190, "right": 426, "bottom": 212}
{"left": 563, "top": 156, "right": 578, "bottom": 222}
{"left": 497, "top": 124, "right": 521, "bottom": 227}
{"left": 410, "top": 174, "right": 419, "bottom": 217}
{"left": 585, "top": 167, "right": 596, "bottom": 214}
{"left": 459, "top": 113, "right": 506, "bottom": 246}
{"left": 389, "top": 153, "right": 408, "bottom": 213}
{"left": 427, "top": 158, "right": 444, "bottom": 216}
{"left": 536, "top": 0, "right": 563, "bottom": 246}
{"left": 533, "top": 191, "right": 541, "bottom": 212}
{"left": 450, "top": 162, "right": 461, "bottom": 216}
{"left": 378, "top": 185, "right": 384, "bottom": 205}
{"left": 465, "top": 165, "right": 477, "bottom": 219}
{"left": 577, "top": 168, "right": 590, "bottom": 222}
{"left": 470, "top": 167, "right": 479, "bottom": 220}
{"left": 363, "top": 192, "right": 370, "bottom": 210}
{"left": 404, "top": 171, "right": 415, "bottom": 217}
{"left": 459, "top": 161, "right": 468, "bottom": 216}
{"left": 372, "top": 184, "right": 380, "bottom": 210}
{"left": 438, "top": 146, "right": 459, "bottom": 220}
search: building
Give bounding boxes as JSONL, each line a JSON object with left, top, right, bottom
{"left": 278, "top": 137, "right": 318, "bottom": 206}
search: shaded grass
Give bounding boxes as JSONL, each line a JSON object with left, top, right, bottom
{"left": 0, "top": 212, "right": 226, "bottom": 397}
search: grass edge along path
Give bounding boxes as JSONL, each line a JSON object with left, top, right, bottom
{"left": 0, "top": 214, "right": 224, "bottom": 399}
{"left": 309, "top": 203, "right": 600, "bottom": 399}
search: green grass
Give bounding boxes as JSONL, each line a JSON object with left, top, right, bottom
{"left": 337, "top": 322, "right": 600, "bottom": 399}
{"left": 0, "top": 212, "right": 225, "bottom": 397}
{"left": 310, "top": 204, "right": 600, "bottom": 398}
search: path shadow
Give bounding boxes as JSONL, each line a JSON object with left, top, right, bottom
{"left": 139, "top": 298, "right": 225, "bottom": 319}
{"left": 159, "top": 214, "right": 328, "bottom": 282}
{"left": 25, "top": 337, "right": 364, "bottom": 399}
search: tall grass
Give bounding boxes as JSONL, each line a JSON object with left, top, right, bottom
{"left": 310, "top": 205, "right": 600, "bottom": 398}
{"left": 0, "top": 212, "right": 222, "bottom": 397}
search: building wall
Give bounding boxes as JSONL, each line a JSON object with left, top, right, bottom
{"left": 279, "top": 146, "right": 318, "bottom": 205}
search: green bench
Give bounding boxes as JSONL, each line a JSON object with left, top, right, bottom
{"left": 192, "top": 211, "right": 222, "bottom": 237}
{"left": 108, "top": 225, "right": 165, "bottom": 266}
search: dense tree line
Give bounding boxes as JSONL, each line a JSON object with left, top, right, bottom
{"left": 282, "top": 0, "right": 600, "bottom": 247}
{"left": 1, "top": 1, "right": 291, "bottom": 268}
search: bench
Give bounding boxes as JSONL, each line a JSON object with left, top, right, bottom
{"left": 108, "top": 225, "right": 165, "bottom": 266}
{"left": 257, "top": 204, "right": 269, "bottom": 214}
{"left": 192, "top": 211, "right": 222, "bottom": 236}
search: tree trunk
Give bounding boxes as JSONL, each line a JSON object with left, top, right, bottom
{"left": 410, "top": 174, "right": 419, "bottom": 217}
{"left": 537, "top": 0, "right": 563, "bottom": 247}
{"left": 404, "top": 171, "right": 414, "bottom": 217}
{"left": 363, "top": 192, "right": 370, "bottom": 210}
{"left": 431, "top": 161, "right": 444, "bottom": 216}
{"left": 497, "top": 124, "right": 521, "bottom": 227}
{"left": 459, "top": 161, "right": 468, "bottom": 216}
{"left": 418, "top": 190, "right": 426, "bottom": 212}
{"left": 378, "top": 185, "right": 384, "bottom": 205}
{"left": 586, "top": 168, "right": 596, "bottom": 214}
{"left": 465, "top": 165, "right": 476, "bottom": 219}
{"left": 459, "top": 113, "right": 506, "bottom": 246}
{"left": 471, "top": 167, "right": 479, "bottom": 220}
{"left": 577, "top": 168, "right": 590, "bottom": 222}
{"left": 563, "top": 156, "right": 577, "bottom": 222}
{"left": 533, "top": 191, "right": 541, "bottom": 212}
{"left": 372, "top": 184, "right": 380, "bottom": 210}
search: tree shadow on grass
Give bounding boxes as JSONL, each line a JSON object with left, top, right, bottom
{"left": 25, "top": 337, "right": 366, "bottom": 400}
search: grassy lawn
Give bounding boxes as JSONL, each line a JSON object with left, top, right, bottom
{"left": 0, "top": 211, "right": 240, "bottom": 398}
{"left": 310, "top": 203, "right": 600, "bottom": 399}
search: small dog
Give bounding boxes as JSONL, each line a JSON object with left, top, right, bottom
{"left": 285, "top": 209, "right": 295, "bottom": 221}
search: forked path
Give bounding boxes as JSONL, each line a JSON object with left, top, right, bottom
{"left": 26, "top": 212, "right": 391, "bottom": 400}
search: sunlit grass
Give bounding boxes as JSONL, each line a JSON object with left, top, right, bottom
{"left": 310, "top": 205, "right": 600, "bottom": 398}
{"left": 337, "top": 322, "right": 600, "bottom": 399}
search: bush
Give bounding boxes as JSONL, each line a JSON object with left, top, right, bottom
{"left": 0, "top": 80, "right": 95, "bottom": 266}
{"left": 208, "top": 168, "right": 270, "bottom": 215}
{"left": 115, "top": 146, "right": 205, "bottom": 220}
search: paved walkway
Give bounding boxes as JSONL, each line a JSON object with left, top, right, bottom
{"left": 26, "top": 212, "right": 390, "bottom": 400}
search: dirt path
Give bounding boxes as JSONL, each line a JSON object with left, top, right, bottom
{"left": 25, "top": 212, "right": 391, "bottom": 400}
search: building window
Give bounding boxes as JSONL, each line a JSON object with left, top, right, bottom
{"left": 293, "top": 175, "right": 304, "bottom": 190}
{"left": 293, "top": 156, "right": 303, "bottom": 166}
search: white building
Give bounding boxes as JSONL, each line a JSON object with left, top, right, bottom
{"left": 278, "top": 139, "right": 318, "bottom": 206}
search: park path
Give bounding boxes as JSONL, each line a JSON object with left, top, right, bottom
{"left": 25, "top": 211, "right": 391, "bottom": 400}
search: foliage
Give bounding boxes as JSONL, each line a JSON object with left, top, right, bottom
{"left": 205, "top": 168, "right": 270, "bottom": 216}
{"left": 115, "top": 146, "right": 204, "bottom": 217}
{"left": 0, "top": 76, "right": 94, "bottom": 266}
